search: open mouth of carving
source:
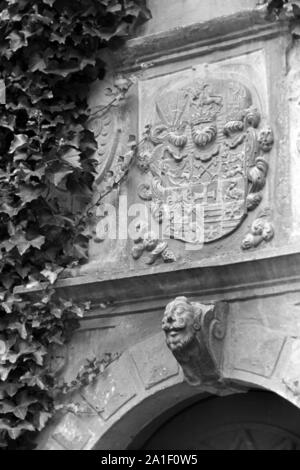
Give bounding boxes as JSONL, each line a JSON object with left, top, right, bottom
{"left": 168, "top": 327, "right": 185, "bottom": 336}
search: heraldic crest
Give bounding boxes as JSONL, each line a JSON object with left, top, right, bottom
{"left": 137, "top": 77, "right": 273, "bottom": 245}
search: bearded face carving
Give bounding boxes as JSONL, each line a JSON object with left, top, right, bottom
{"left": 162, "top": 297, "right": 228, "bottom": 386}
{"left": 162, "top": 297, "right": 200, "bottom": 352}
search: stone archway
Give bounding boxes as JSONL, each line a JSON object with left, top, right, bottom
{"left": 39, "top": 333, "right": 200, "bottom": 450}
{"left": 38, "top": 323, "right": 300, "bottom": 450}
{"left": 140, "top": 391, "right": 300, "bottom": 450}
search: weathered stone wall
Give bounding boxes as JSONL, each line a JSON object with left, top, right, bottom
{"left": 287, "top": 38, "right": 300, "bottom": 240}
{"left": 137, "top": 0, "right": 262, "bottom": 36}
{"left": 85, "top": 9, "right": 293, "bottom": 277}
{"left": 37, "top": 0, "right": 300, "bottom": 450}
{"left": 37, "top": 279, "right": 300, "bottom": 450}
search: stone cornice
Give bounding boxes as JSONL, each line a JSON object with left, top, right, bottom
{"left": 16, "top": 248, "right": 300, "bottom": 323}
{"left": 115, "top": 10, "right": 290, "bottom": 72}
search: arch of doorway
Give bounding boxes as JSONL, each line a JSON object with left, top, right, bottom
{"left": 38, "top": 330, "right": 300, "bottom": 450}
{"left": 139, "top": 391, "right": 300, "bottom": 450}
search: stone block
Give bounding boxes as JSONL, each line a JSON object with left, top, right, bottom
{"left": 82, "top": 354, "right": 137, "bottom": 420}
{"left": 228, "top": 322, "right": 285, "bottom": 378}
{"left": 279, "top": 338, "right": 300, "bottom": 399}
{"left": 43, "top": 438, "right": 67, "bottom": 451}
{"left": 130, "top": 333, "right": 179, "bottom": 389}
{"left": 52, "top": 413, "right": 93, "bottom": 450}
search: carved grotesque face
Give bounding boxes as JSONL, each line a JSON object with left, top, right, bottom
{"left": 258, "top": 128, "right": 274, "bottom": 153}
{"left": 162, "top": 297, "right": 199, "bottom": 352}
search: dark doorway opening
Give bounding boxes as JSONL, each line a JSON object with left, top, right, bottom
{"left": 134, "top": 391, "right": 300, "bottom": 450}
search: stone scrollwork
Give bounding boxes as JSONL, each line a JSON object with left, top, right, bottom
{"left": 162, "top": 296, "right": 229, "bottom": 386}
{"left": 241, "top": 211, "right": 274, "bottom": 250}
{"left": 95, "top": 136, "right": 136, "bottom": 201}
{"left": 87, "top": 78, "right": 137, "bottom": 220}
{"left": 132, "top": 224, "right": 176, "bottom": 266}
{"left": 137, "top": 183, "right": 153, "bottom": 201}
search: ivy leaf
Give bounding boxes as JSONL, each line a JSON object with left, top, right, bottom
{"left": 8, "top": 422, "right": 36, "bottom": 440}
{"left": 6, "top": 31, "right": 27, "bottom": 53}
{"left": 124, "top": 1, "right": 152, "bottom": 19}
{"left": 1, "top": 274, "right": 16, "bottom": 290}
{"left": 28, "top": 235, "right": 46, "bottom": 251}
{"left": 15, "top": 265, "right": 31, "bottom": 279}
{"left": 20, "top": 372, "right": 46, "bottom": 390}
{"left": 17, "top": 185, "right": 43, "bottom": 204}
{"left": 41, "top": 266, "right": 63, "bottom": 284}
{"left": 61, "top": 148, "right": 82, "bottom": 169}
{"left": 50, "top": 307, "right": 62, "bottom": 318}
{"left": 29, "top": 54, "right": 47, "bottom": 73}
{"left": 4, "top": 230, "right": 46, "bottom": 255}
{"left": 0, "top": 383, "right": 22, "bottom": 400}
{"left": 8, "top": 134, "right": 28, "bottom": 154}
{"left": 69, "top": 303, "right": 86, "bottom": 318}
{"left": 50, "top": 32, "right": 66, "bottom": 44}
{"left": 32, "top": 349, "right": 47, "bottom": 366}
{"left": 16, "top": 341, "right": 47, "bottom": 366}
{"left": 0, "top": 10, "right": 10, "bottom": 21}
{"left": 0, "top": 420, "right": 35, "bottom": 440}
{"left": 13, "top": 392, "right": 38, "bottom": 420}
{"left": 0, "top": 398, "right": 29, "bottom": 420}
{"left": 0, "top": 340, "right": 6, "bottom": 356}
{"left": 0, "top": 364, "right": 16, "bottom": 382}
{"left": 0, "top": 203, "right": 19, "bottom": 218}
{"left": 42, "top": 0, "right": 56, "bottom": 7}
{"left": 34, "top": 411, "right": 52, "bottom": 431}
{"left": 106, "top": 2, "right": 122, "bottom": 13}
{"left": 7, "top": 322, "right": 27, "bottom": 340}
{"left": 50, "top": 168, "right": 73, "bottom": 187}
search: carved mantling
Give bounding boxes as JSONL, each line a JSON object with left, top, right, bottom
{"left": 162, "top": 296, "right": 228, "bottom": 387}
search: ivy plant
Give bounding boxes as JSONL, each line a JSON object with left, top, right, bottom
{"left": 266, "top": 0, "right": 300, "bottom": 17}
{"left": 0, "top": 0, "right": 150, "bottom": 450}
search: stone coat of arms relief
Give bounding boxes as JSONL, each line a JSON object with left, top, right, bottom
{"left": 87, "top": 70, "right": 275, "bottom": 269}
{"left": 136, "top": 75, "right": 274, "bottom": 259}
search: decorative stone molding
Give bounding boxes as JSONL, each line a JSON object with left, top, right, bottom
{"left": 162, "top": 296, "right": 228, "bottom": 386}
{"left": 115, "top": 10, "right": 288, "bottom": 73}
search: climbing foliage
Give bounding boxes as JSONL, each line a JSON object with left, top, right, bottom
{"left": 0, "top": 0, "right": 150, "bottom": 449}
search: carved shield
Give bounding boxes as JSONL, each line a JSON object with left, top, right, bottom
{"left": 137, "top": 78, "right": 272, "bottom": 244}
